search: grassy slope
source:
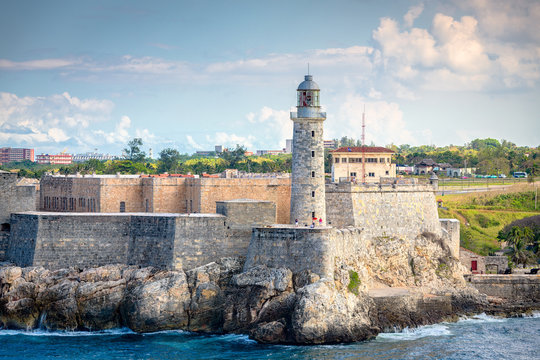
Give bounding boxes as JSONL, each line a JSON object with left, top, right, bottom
{"left": 437, "top": 183, "right": 540, "bottom": 255}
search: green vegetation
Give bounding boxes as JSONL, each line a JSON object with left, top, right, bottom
{"left": 438, "top": 184, "right": 540, "bottom": 256}
{"left": 390, "top": 138, "right": 539, "bottom": 177}
{"left": 347, "top": 270, "right": 361, "bottom": 295}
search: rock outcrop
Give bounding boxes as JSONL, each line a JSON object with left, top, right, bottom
{"left": 1, "top": 229, "right": 537, "bottom": 345}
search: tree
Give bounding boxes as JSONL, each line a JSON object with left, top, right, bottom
{"left": 158, "top": 148, "right": 181, "bottom": 173}
{"left": 501, "top": 226, "right": 535, "bottom": 266}
{"left": 219, "top": 145, "right": 246, "bottom": 168}
{"left": 123, "top": 138, "right": 146, "bottom": 162}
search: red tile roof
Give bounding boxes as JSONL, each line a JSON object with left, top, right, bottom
{"left": 331, "top": 146, "right": 394, "bottom": 154}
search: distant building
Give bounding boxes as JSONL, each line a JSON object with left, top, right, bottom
{"left": 195, "top": 150, "right": 214, "bottom": 156}
{"left": 331, "top": 146, "right": 396, "bottom": 183}
{"left": 36, "top": 153, "right": 73, "bottom": 165}
{"left": 256, "top": 149, "right": 285, "bottom": 156}
{"left": 215, "top": 145, "right": 223, "bottom": 153}
{"left": 323, "top": 140, "right": 337, "bottom": 149}
{"left": 396, "top": 165, "right": 414, "bottom": 174}
{"left": 285, "top": 139, "right": 293, "bottom": 154}
{"left": 414, "top": 159, "right": 437, "bottom": 175}
{"left": 436, "top": 163, "right": 452, "bottom": 173}
{"left": 0, "top": 147, "right": 34, "bottom": 164}
{"left": 72, "top": 152, "right": 117, "bottom": 162}
{"left": 446, "top": 167, "right": 476, "bottom": 177}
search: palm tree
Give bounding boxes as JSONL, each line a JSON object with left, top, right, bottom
{"left": 506, "top": 226, "right": 534, "bottom": 266}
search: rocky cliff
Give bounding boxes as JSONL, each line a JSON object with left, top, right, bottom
{"left": 1, "top": 231, "right": 538, "bottom": 344}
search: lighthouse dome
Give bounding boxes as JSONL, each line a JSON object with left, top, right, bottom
{"left": 297, "top": 75, "right": 320, "bottom": 90}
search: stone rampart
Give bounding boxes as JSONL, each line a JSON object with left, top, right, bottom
{"left": 0, "top": 172, "right": 37, "bottom": 225}
{"left": 0, "top": 233, "right": 9, "bottom": 261}
{"left": 245, "top": 226, "right": 335, "bottom": 277}
{"left": 467, "top": 274, "right": 540, "bottom": 301}
{"left": 326, "top": 183, "right": 441, "bottom": 238}
{"left": 439, "top": 218, "right": 460, "bottom": 258}
{"left": 6, "top": 204, "right": 274, "bottom": 270}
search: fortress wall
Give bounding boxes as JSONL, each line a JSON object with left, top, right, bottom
{"left": 128, "top": 215, "right": 177, "bottom": 269}
{"left": 244, "top": 227, "right": 335, "bottom": 277}
{"left": 99, "top": 178, "right": 144, "bottom": 213}
{"left": 1, "top": 172, "right": 37, "bottom": 224}
{"left": 440, "top": 219, "right": 460, "bottom": 258}
{"left": 326, "top": 184, "right": 441, "bottom": 239}
{"left": 0, "top": 233, "right": 10, "bottom": 261}
{"left": 143, "top": 177, "right": 189, "bottom": 213}
{"left": 468, "top": 274, "right": 540, "bottom": 301}
{"left": 196, "top": 178, "right": 291, "bottom": 224}
{"left": 8, "top": 213, "right": 131, "bottom": 269}
{"left": 6, "top": 214, "right": 39, "bottom": 267}
{"left": 39, "top": 176, "right": 100, "bottom": 212}
{"left": 173, "top": 215, "right": 232, "bottom": 270}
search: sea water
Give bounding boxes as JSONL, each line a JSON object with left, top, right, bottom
{"left": 0, "top": 313, "right": 538, "bottom": 360}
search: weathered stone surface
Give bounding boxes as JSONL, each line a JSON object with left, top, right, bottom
{"left": 76, "top": 278, "right": 126, "bottom": 330}
{"left": 223, "top": 266, "right": 293, "bottom": 333}
{"left": 291, "top": 280, "right": 377, "bottom": 344}
{"left": 186, "top": 258, "right": 244, "bottom": 332}
{"left": 121, "top": 270, "right": 190, "bottom": 332}
{"left": 250, "top": 319, "right": 287, "bottom": 344}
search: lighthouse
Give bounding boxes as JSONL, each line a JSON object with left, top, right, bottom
{"left": 290, "top": 75, "right": 327, "bottom": 226}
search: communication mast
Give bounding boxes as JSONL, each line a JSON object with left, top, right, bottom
{"left": 361, "top": 105, "right": 366, "bottom": 183}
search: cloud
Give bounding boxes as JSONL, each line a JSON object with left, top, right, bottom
{"left": 0, "top": 92, "right": 114, "bottom": 147}
{"left": 329, "top": 94, "right": 415, "bottom": 146}
{"left": 371, "top": 4, "right": 540, "bottom": 94}
{"left": 0, "top": 92, "right": 158, "bottom": 153}
{"left": 0, "top": 58, "right": 80, "bottom": 70}
{"left": 205, "top": 132, "right": 257, "bottom": 150}
{"left": 186, "top": 135, "right": 203, "bottom": 150}
{"left": 404, "top": 3, "right": 424, "bottom": 27}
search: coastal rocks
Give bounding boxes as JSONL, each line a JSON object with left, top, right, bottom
{"left": 186, "top": 257, "right": 244, "bottom": 332}
{"left": 289, "top": 280, "right": 377, "bottom": 344}
{"left": 223, "top": 266, "right": 293, "bottom": 333}
{"left": 121, "top": 270, "right": 190, "bottom": 332}
{"left": 0, "top": 266, "right": 42, "bottom": 329}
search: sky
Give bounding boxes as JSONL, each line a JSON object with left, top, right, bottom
{"left": 0, "top": 0, "right": 539, "bottom": 157}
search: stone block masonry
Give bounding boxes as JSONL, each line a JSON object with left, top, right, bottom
{"left": 0, "top": 171, "right": 37, "bottom": 225}
{"left": 7, "top": 202, "right": 276, "bottom": 270}
{"left": 326, "top": 183, "right": 442, "bottom": 239}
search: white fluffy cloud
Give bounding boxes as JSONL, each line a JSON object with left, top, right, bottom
{"left": 0, "top": 92, "right": 157, "bottom": 153}
{"left": 329, "top": 95, "right": 415, "bottom": 146}
{"left": 0, "top": 92, "right": 114, "bottom": 147}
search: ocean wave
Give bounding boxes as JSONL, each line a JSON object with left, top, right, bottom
{"left": 456, "top": 313, "right": 508, "bottom": 324}
{"left": 376, "top": 323, "right": 451, "bottom": 341}
{"left": 0, "top": 328, "right": 135, "bottom": 337}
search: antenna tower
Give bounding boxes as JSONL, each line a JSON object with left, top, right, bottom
{"left": 361, "top": 105, "right": 366, "bottom": 183}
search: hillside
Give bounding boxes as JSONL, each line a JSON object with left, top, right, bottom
{"left": 437, "top": 183, "right": 539, "bottom": 255}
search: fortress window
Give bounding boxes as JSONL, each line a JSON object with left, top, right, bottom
{"left": 385, "top": 171, "right": 389, "bottom": 175}
{"left": 369, "top": 172, "right": 375, "bottom": 177}
{"left": 1, "top": 223, "right": 9, "bottom": 232}
{"left": 311, "top": 191, "right": 315, "bottom": 197}
{"left": 350, "top": 172, "right": 357, "bottom": 177}
{"left": 342, "top": 158, "right": 347, "bottom": 163}
{"left": 335, "top": 158, "right": 340, "bottom": 163}
{"left": 146, "top": 199, "right": 149, "bottom": 212}
{"left": 311, "top": 131, "right": 315, "bottom": 137}
{"left": 120, "top": 202, "right": 126, "bottom": 213}
{"left": 311, "top": 171, "right": 315, "bottom": 178}
{"left": 380, "top": 158, "right": 385, "bottom": 163}
{"left": 311, "top": 151, "right": 315, "bottom": 157}
{"left": 312, "top": 212, "right": 315, "bottom": 218}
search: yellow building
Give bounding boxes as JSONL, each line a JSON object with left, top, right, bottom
{"left": 331, "top": 146, "right": 396, "bottom": 183}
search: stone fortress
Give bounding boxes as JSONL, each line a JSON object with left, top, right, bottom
{"left": 1, "top": 75, "right": 459, "bottom": 285}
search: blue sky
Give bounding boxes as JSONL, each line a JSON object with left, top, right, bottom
{"left": 1, "top": 0, "right": 539, "bottom": 157}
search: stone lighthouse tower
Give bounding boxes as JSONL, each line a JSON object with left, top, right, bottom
{"left": 290, "top": 75, "right": 327, "bottom": 226}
